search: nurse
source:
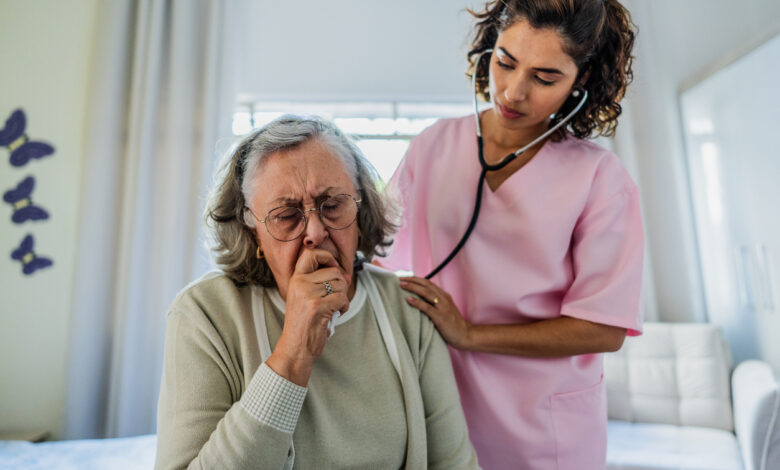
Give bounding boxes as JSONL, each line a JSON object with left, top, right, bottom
{"left": 379, "top": 0, "right": 643, "bottom": 468}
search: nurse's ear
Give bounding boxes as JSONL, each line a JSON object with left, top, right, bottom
{"left": 574, "top": 67, "right": 591, "bottom": 93}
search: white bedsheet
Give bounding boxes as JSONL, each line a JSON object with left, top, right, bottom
{"left": 0, "top": 434, "right": 156, "bottom": 470}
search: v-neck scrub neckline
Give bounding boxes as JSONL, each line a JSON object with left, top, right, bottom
{"left": 473, "top": 113, "right": 553, "bottom": 195}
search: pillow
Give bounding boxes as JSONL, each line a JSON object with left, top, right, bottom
{"left": 605, "top": 322, "right": 733, "bottom": 430}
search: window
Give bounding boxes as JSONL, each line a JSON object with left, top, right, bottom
{"left": 232, "top": 101, "right": 473, "bottom": 183}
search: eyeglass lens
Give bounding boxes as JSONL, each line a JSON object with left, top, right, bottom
{"left": 266, "top": 194, "right": 358, "bottom": 241}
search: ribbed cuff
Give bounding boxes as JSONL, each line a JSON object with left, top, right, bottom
{"left": 240, "top": 362, "right": 308, "bottom": 434}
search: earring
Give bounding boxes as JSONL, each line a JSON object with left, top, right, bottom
{"left": 572, "top": 89, "right": 581, "bottom": 98}
{"left": 256, "top": 246, "right": 264, "bottom": 259}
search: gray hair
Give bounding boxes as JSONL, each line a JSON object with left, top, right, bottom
{"left": 240, "top": 119, "right": 360, "bottom": 220}
{"left": 205, "top": 114, "right": 399, "bottom": 286}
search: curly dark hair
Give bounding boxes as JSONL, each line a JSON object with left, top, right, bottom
{"left": 467, "top": 0, "right": 636, "bottom": 140}
{"left": 205, "top": 115, "right": 399, "bottom": 286}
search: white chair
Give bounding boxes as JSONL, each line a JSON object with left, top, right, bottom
{"left": 604, "top": 322, "right": 780, "bottom": 470}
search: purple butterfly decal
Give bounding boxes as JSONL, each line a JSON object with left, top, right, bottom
{"left": 0, "top": 109, "right": 55, "bottom": 167}
{"left": 3, "top": 176, "right": 49, "bottom": 223}
{"left": 11, "top": 234, "right": 53, "bottom": 275}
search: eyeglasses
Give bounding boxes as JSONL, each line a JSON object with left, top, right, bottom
{"left": 247, "top": 193, "right": 362, "bottom": 242}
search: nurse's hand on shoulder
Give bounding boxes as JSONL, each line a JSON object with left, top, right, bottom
{"left": 400, "top": 276, "right": 472, "bottom": 350}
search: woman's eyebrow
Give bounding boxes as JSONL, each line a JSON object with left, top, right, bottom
{"left": 498, "top": 47, "right": 518, "bottom": 62}
{"left": 498, "top": 47, "right": 564, "bottom": 75}
{"left": 269, "top": 196, "right": 300, "bottom": 206}
{"left": 533, "top": 67, "right": 564, "bottom": 75}
{"left": 268, "top": 187, "right": 345, "bottom": 206}
{"left": 316, "top": 187, "right": 336, "bottom": 197}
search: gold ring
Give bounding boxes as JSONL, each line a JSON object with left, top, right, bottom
{"left": 432, "top": 297, "right": 439, "bottom": 305}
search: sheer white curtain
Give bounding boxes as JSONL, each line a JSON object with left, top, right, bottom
{"left": 64, "top": 0, "right": 245, "bottom": 439}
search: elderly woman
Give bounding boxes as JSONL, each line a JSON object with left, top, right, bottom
{"left": 154, "top": 115, "right": 479, "bottom": 470}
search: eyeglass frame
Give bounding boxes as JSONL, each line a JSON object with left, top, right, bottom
{"left": 245, "top": 193, "right": 362, "bottom": 242}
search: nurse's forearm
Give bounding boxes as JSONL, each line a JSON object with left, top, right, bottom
{"left": 463, "top": 317, "right": 626, "bottom": 357}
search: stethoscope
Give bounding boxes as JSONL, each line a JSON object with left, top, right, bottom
{"left": 424, "top": 48, "right": 589, "bottom": 279}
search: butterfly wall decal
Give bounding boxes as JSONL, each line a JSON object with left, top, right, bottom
{"left": 0, "top": 109, "right": 55, "bottom": 167}
{"left": 3, "top": 176, "right": 49, "bottom": 223}
{"left": 10, "top": 234, "right": 53, "bottom": 275}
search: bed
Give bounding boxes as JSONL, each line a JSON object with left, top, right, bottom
{"left": 0, "top": 434, "right": 156, "bottom": 469}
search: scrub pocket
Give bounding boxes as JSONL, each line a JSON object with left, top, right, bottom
{"left": 550, "top": 376, "right": 607, "bottom": 470}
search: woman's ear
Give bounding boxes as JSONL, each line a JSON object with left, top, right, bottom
{"left": 243, "top": 207, "right": 256, "bottom": 228}
{"left": 576, "top": 68, "right": 591, "bottom": 89}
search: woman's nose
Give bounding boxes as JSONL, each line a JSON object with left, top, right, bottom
{"left": 302, "top": 210, "right": 328, "bottom": 248}
{"left": 504, "top": 75, "right": 529, "bottom": 102}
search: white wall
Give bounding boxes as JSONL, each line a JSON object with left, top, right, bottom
{"left": 0, "top": 0, "right": 98, "bottom": 438}
{"left": 679, "top": 34, "right": 780, "bottom": 368}
{"left": 241, "top": 0, "right": 482, "bottom": 102}
{"left": 624, "top": 0, "right": 780, "bottom": 326}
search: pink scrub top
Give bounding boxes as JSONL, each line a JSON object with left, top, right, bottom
{"left": 381, "top": 116, "right": 644, "bottom": 470}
